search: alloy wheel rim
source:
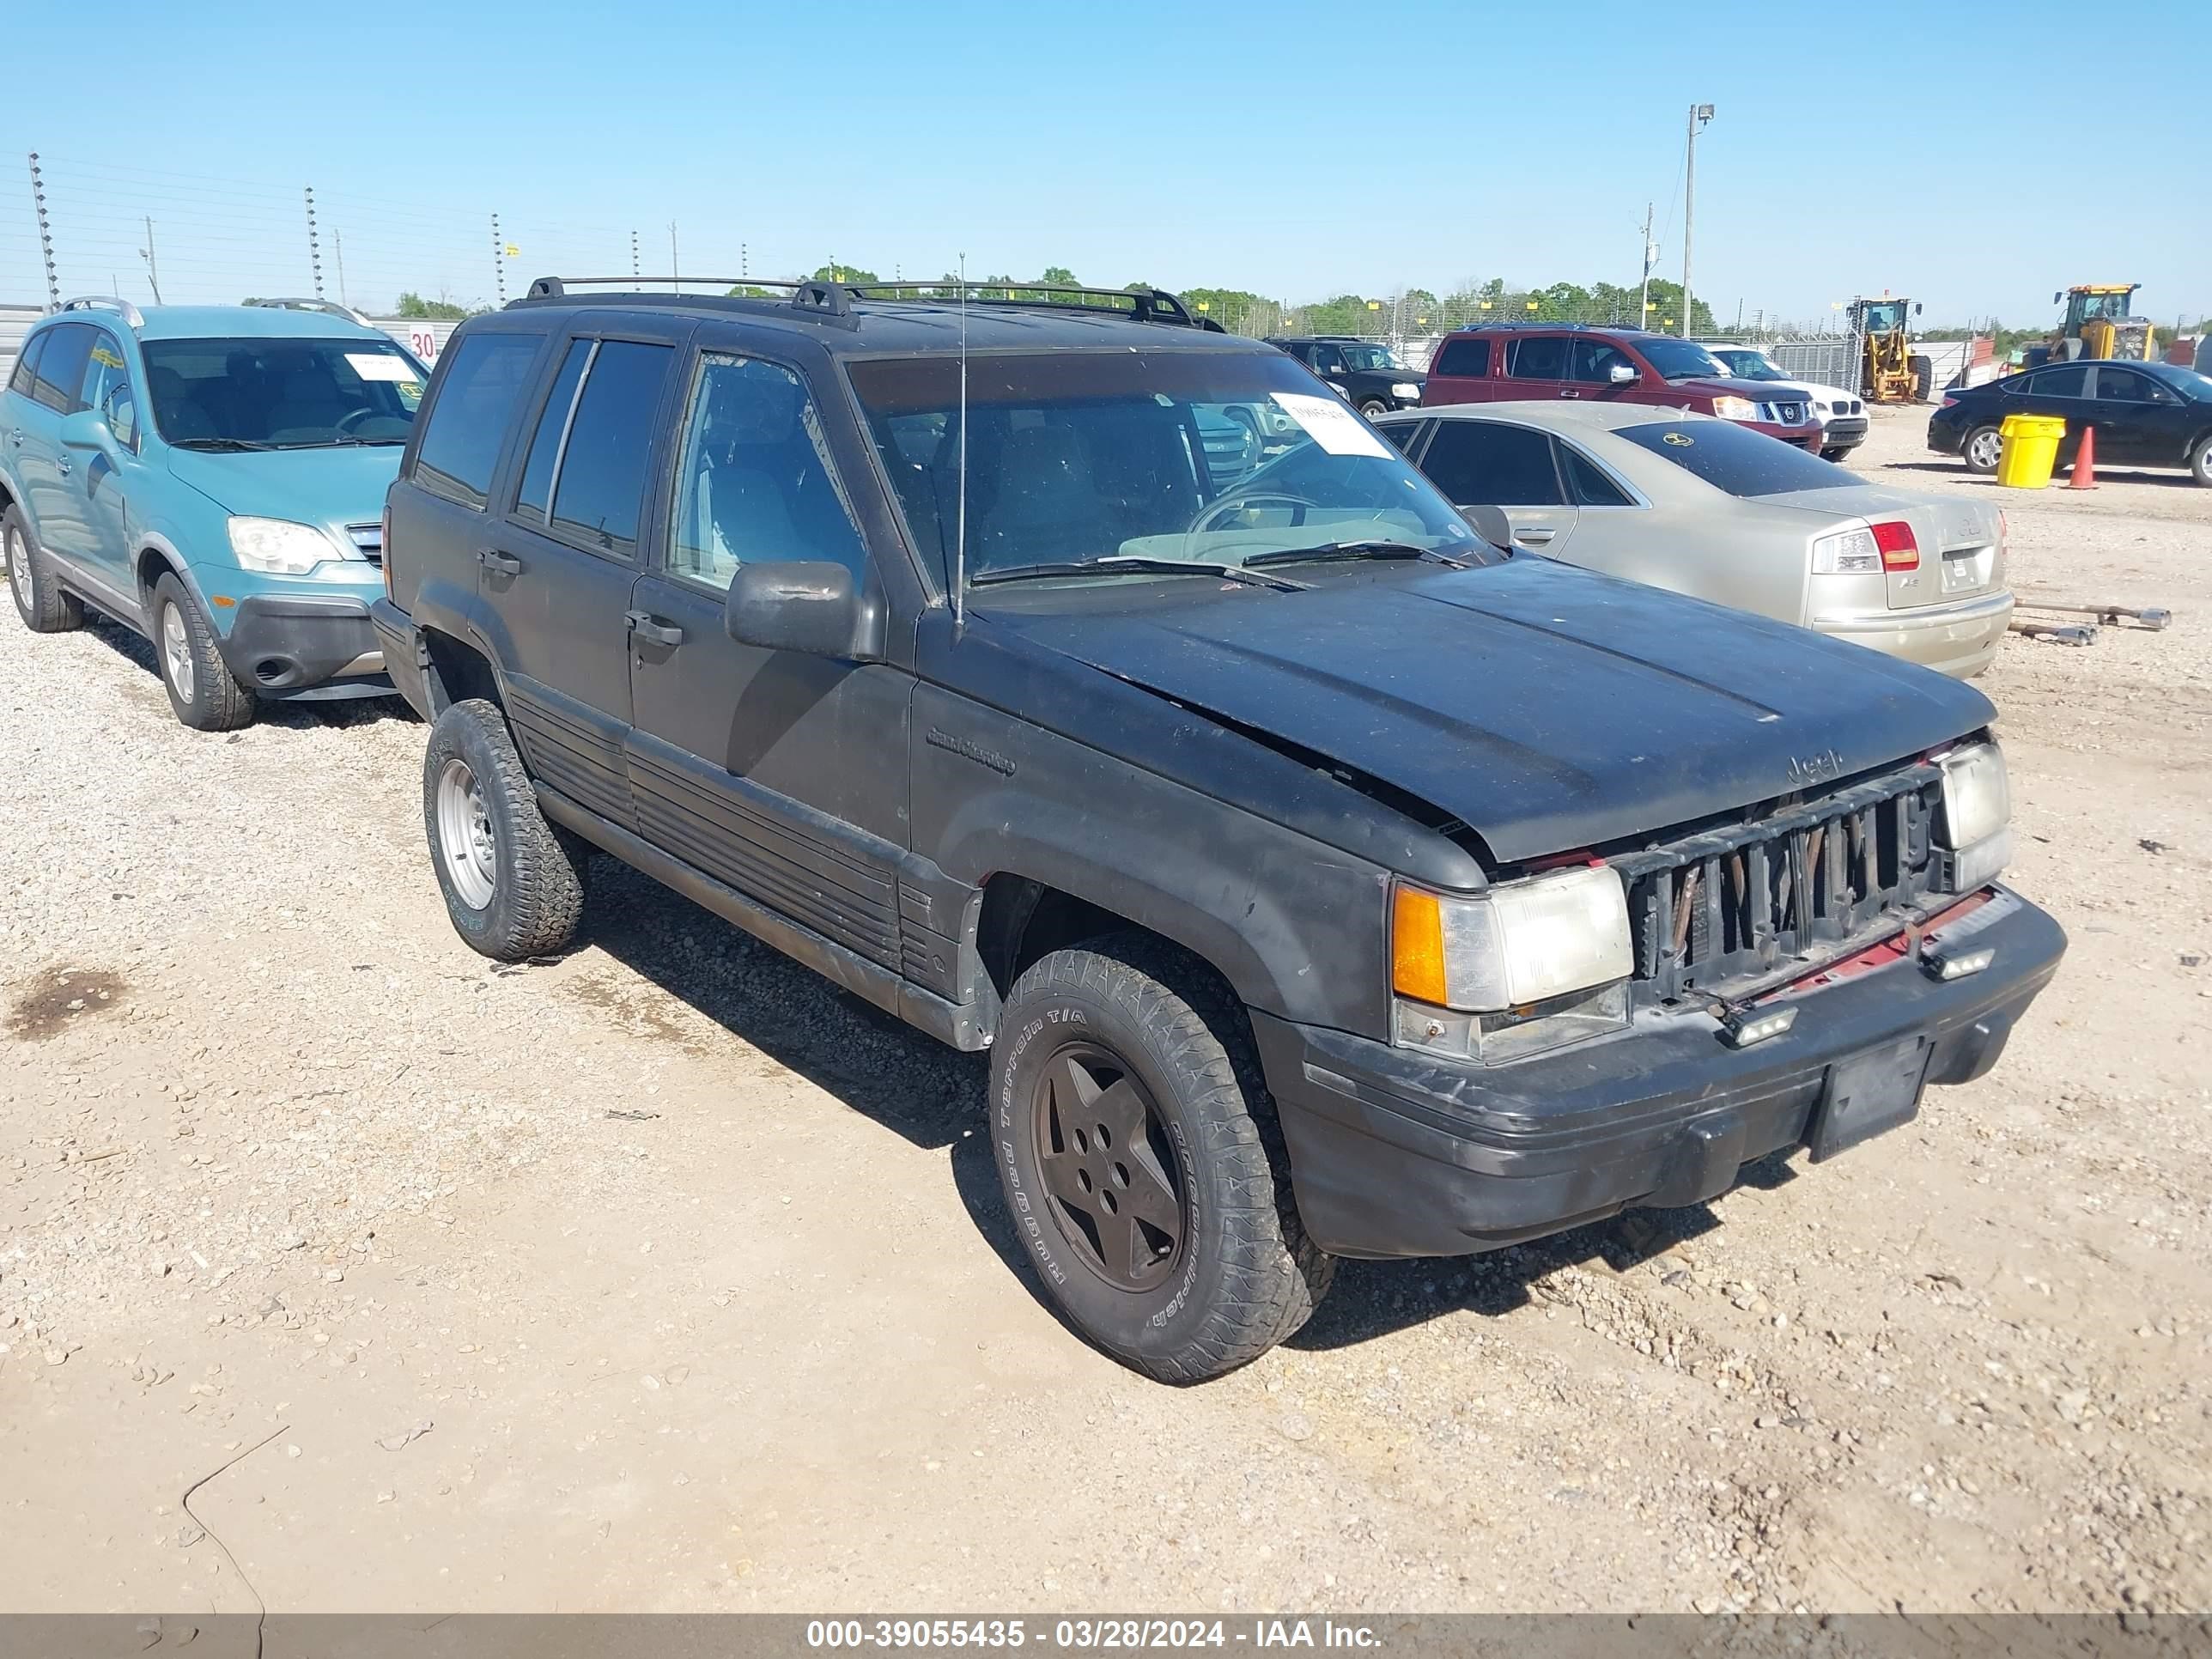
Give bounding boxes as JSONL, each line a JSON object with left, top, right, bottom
{"left": 1970, "top": 431, "right": 2001, "bottom": 469}
{"left": 1031, "top": 1042, "right": 1187, "bottom": 1291}
{"left": 435, "top": 757, "right": 498, "bottom": 909}
{"left": 8, "top": 530, "right": 30, "bottom": 608}
{"left": 161, "top": 603, "right": 195, "bottom": 702}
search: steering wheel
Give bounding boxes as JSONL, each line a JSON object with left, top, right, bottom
{"left": 1188, "top": 490, "right": 1322, "bottom": 537}
{"left": 336, "top": 407, "right": 383, "bottom": 435}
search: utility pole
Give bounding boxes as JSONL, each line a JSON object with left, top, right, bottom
{"left": 27, "top": 153, "right": 59, "bottom": 308}
{"left": 491, "top": 214, "right": 506, "bottom": 306}
{"left": 305, "top": 186, "right": 324, "bottom": 298}
{"left": 333, "top": 231, "right": 347, "bottom": 307}
{"left": 1638, "top": 201, "right": 1655, "bottom": 330}
{"left": 138, "top": 216, "right": 162, "bottom": 304}
{"left": 1681, "top": 104, "right": 1713, "bottom": 337}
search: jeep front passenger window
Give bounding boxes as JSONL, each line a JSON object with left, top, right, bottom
{"left": 669, "top": 353, "right": 869, "bottom": 590}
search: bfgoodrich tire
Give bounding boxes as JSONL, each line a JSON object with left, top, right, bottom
{"left": 150, "top": 573, "right": 256, "bottom": 731}
{"left": 990, "top": 934, "right": 1334, "bottom": 1382}
{"left": 4, "top": 506, "right": 83, "bottom": 635}
{"left": 422, "top": 698, "right": 589, "bottom": 960}
{"left": 1962, "top": 425, "right": 2003, "bottom": 475}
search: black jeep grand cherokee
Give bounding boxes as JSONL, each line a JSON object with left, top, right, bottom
{"left": 372, "top": 276, "right": 2063, "bottom": 1382}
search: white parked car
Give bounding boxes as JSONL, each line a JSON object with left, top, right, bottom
{"left": 1703, "top": 343, "right": 1867, "bottom": 463}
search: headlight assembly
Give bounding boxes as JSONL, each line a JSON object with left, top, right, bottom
{"left": 1390, "top": 866, "right": 1633, "bottom": 1063}
{"left": 1936, "top": 741, "right": 2012, "bottom": 890}
{"left": 228, "top": 517, "right": 342, "bottom": 575}
{"left": 1710, "top": 396, "right": 1759, "bottom": 422}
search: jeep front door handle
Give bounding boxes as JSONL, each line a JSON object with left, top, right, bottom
{"left": 54, "top": 454, "right": 71, "bottom": 477}
{"left": 625, "top": 610, "right": 684, "bottom": 647}
{"left": 478, "top": 549, "right": 525, "bottom": 575}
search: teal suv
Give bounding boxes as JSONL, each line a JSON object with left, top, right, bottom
{"left": 2, "top": 297, "right": 427, "bottom": 727}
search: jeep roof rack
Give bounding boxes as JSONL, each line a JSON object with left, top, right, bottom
{"left": 244, "top": 296, "right": 376, "bottom": 327}
{"left": 517, "top": 276, "right": 1224, "bottom": 331}
{"left": 55, "top": 295, "right": 145, "bottom": 328}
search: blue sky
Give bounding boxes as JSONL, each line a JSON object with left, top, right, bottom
{"left": 3, "top": 0, "right": 2203, "bottom": 329}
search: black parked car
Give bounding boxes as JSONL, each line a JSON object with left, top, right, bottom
{"left": 1264, "top": 335, "right": 1425, "bottom": 417}
{"left": 1929, "top": 359, "right": 2212, "bottom": 485}
{"left": 373, "top": 276, "right": 2063, "bottom": 1382}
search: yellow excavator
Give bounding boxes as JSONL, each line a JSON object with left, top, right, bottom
{"left": 2027, "top": 284, "right": 2156, "bottom": 367}
{"left": 1848, "top": 295, "right": 1931, "bottom": 404}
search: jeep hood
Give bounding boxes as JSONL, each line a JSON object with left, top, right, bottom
{"left": 165, "top": 443, "right": 404, "bottom": 523}
{"left": 984, "top": 558, "right": 1992, "bottom": 866}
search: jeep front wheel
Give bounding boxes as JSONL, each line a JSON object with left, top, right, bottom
{"left": 990, "top": 935, "right": 1334, "bottom": 1382}
{"left": 422, "top": 698, "right": 589, "bottom": 960}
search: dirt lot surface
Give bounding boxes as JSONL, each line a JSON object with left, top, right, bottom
{"left": 3, "top": 408, "right": 2208, "bottom": 1616}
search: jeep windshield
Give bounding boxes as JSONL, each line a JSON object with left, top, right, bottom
{"left": 141, "top": 337, "right": 427, "bottom": 448}
{"left": 848, "top": 349, "right": 1484, "bottom": 588}
{"left": 1638, "top": 338, "right": 1730, "bottom": 381}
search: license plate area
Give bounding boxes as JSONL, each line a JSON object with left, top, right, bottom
{"left": 1942, "top": 548, "right": 1992, "bottom": 593}
{"left": 1808, "top": 1035, "right": 1932, "bottom": 1162}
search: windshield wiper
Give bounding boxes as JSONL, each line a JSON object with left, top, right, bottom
{"left": 168, "top": 436, "right": 273, "bottom": 452}
{"left": 970, "top": 556, "right": 1303, "bottom": 592}
{"left": 270, "top": 436, "right": 405, "bottom": 448}
{"left": 1245, "top": 540, "right": 1468, "bottom": 569}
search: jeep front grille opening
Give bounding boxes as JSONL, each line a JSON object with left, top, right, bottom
{"left": 1613, "top": 764, "right": 1943, "bottom": 1002}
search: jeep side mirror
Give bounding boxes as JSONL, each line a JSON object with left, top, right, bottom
{"left": 58, "top": 408, "right": 118, "bottom": 458}
{"left": 1460, "top": 503, "right": 1514, "bottom": 552}
{"left": 1607, "top": 362, "right": 1638, "bottom": 385}
{"left": 723, "top": 561, "right": 884, "bottom": 661}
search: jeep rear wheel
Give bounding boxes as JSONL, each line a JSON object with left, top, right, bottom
{"left": 422, "top": 698, "right": 588, "bottom": 960}
{"left": 991, "top": 934, "right": 1334, "bottom": 1382}
{"left": 4, "top": 507, "right": 83, "bottom": 634}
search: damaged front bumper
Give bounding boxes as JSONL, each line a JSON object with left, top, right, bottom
{"left": 1252, "top": 885, "right": 2063, "bottom": 1260}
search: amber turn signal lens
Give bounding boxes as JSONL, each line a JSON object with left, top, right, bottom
{"left": 1391, "top": 886, "right": 1449, "bottom": 1005}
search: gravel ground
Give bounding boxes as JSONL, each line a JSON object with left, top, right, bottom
{"left": 3, "top": 406, "right": 2208, "bottom": 1616}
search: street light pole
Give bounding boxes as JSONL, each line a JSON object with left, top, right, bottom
{"left": 1682, "top": 103, "right": 1713, "bottom": 337}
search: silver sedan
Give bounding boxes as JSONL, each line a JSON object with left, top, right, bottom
{"left": 1374, "top": 401, "right": 2012, "bottom": 678}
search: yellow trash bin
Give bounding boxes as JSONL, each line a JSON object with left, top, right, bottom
{"left": 1996, "top": 414, "right": 2066, "bottom": 489}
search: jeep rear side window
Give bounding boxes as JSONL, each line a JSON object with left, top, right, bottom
{"left": 1419, "top": 420, "right": 1564, "bottom": 507}
{"left": 1505, "top": 337, "right": 1568, "bottom": 380}
{"left": 512, "top": 339, "right": 592, "bottom": 527}
{"left": 549, "top": 341, "right": 673, "bottom": 554}
{"left": 413, "top": 333, "right": 544, "bottom": 509}
{"left": 669, "top": 353, "right": 869, "bottom": 589}
{"left": 1430, "top": 337, "right": 1489, "bottom": 378}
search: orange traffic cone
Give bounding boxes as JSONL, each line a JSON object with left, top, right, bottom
{"left": 2069, "top": 425, "right": 2100, "bottom": 489}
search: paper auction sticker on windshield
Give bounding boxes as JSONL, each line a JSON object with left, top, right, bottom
{"left": 347, "top": 353, "right": 422, "bottom": 383}
{"left": 1269, "top": 392, "right": 1393, "bottom": 459}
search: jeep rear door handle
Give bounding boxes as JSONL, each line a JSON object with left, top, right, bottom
{"left": 478, "top": 549, "right": 525, "bottom": 575}
{"left": 625, "top": 610, "right": 684, "bottom": 647}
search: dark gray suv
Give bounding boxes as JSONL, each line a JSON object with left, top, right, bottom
{"left": 372, "top": 276, "right": 2063, "bottom": 1382}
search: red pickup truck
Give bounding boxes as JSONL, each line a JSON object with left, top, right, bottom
{"left": 1422, "top": 325, "right": 1826, "bottom": 451}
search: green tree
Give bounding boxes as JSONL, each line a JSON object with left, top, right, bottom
{"left": 393, "top": 291, "right": 472, "bottom": 319}
{"left": 1037, "top": 266, "right": 1079, "bottom": 287}
{"left": 810, "top": 262, "right": 880, "bottom": 286}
